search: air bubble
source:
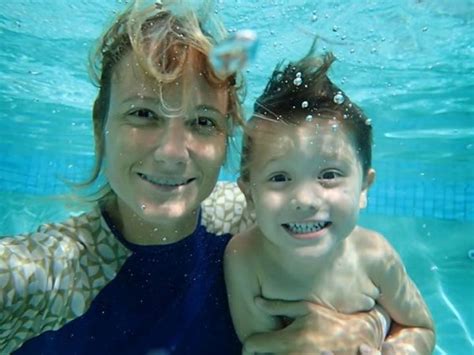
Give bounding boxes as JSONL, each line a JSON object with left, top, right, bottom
{"left": 209, "top": 29, "right": 258, "bottom": 78}
{"left": 305, "top": 115, "right": 313, "bottom": 122}
{"left": 331, "top": 124, "right": 338, "bottom": 131}
{"left": 301, "top": 101, "right": 309, "bottom": 108}
{"left": 468, "top": 249, "right": 474, "bottom": 260}
{"left": 333, "top": 92, "right": 344, "bottom": 104}
{"left": 141, "top": 204, "right": 147, "bottom": 210}
{"left": 293, "top": 77, "right": 303, "bottom": 86}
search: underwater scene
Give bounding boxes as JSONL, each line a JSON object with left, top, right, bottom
{"left": 1, "top": 1, "right": 473, "bottom": 353}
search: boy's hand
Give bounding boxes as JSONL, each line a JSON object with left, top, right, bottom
{"left": 243, "top": 297, "right": 384, "bottom": 355}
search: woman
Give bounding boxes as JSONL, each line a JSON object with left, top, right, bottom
{"left": 0, "top": 1, "right": 386, "bottom": 354}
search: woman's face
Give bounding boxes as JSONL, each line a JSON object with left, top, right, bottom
{"left": 104, "top": 51, "right": 229, "bottom": 237}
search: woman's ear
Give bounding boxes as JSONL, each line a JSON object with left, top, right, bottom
{"left": 237, "top": 177, "right": 255, "bottom": 211}
{"left": 359, "top": 168, "right": 376, "bottom": 209}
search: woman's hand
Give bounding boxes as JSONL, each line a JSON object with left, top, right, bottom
{"left": 242, "top": 297, "right": 384, "bottom": 355}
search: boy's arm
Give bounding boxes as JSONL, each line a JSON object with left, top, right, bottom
{"left": 372, "top": 240, "right": 435, "bottom": 354}
{"left": 224, "top": 235, "right": 281, "bottom": 345}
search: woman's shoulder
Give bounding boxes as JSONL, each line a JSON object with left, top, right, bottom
{"left": 2, "top": 206, "right": 129, "bottom": 263}
{"left": 0, "top": 208, "right": 130, "bottom": 353}
{"left": 201, "top": 181, "right": 255, "bottom": 236}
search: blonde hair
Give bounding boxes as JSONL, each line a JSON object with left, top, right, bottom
{"left": 78, "top": 0, "right": 244, "bottom": 201}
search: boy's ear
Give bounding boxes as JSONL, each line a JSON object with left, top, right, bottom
{"left": 359, "top": 168, "right": 376, "bottom": 209}
{"left": 237, "top": 177, "right": 254, "bottom": 211}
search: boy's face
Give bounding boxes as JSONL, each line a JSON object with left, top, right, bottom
{"left": 241, "top": 117, "right": 375, "bottom": 257}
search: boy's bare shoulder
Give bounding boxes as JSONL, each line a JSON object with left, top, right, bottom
{"left": 224, "top": 227, "right": 262, "bottom": 286}
{"left": 351, "top": 225, "right": 397, "bottom": 260}
{"left": 224, "top": 226, "right": 260, "bottom": 262}
{"left": 351, "top": 226, "right": 400, "bottom": 277}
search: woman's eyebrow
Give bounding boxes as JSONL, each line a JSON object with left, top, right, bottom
{"left": 121, "top": 95, "right": 158, "bottom": 104}
{"left": 195, "top": 104, "right": 226, "bottom": 118}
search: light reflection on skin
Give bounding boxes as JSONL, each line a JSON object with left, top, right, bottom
{"left": 104, "top": 50, "right": 230, "bottom": 245}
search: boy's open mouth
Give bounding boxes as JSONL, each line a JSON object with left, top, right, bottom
{"left": 282, "top": 221, "right": 332, "bottom": 234}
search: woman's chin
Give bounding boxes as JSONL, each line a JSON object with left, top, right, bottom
{"left": 136, "top": 200, "right": 198, "bottom": 224}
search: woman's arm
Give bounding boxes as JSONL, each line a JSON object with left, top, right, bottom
{"left": 0, "top": 231, "right": 80, "bottom": 353}
{"left": 0, "top": 211, "right": 129, "bottom": 353}
{"left": 243, "top": 298, "right": 387, "bottom": 354}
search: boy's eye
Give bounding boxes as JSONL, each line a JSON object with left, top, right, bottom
{"left": 269, "top": 173, "right": 290, "bottom": 183}
{"left": 319, "top": 170, "right": 341, "bottom": 180}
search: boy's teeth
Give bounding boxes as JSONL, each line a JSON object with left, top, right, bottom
{"left": 284, "top": 222, "right": 329, "bottom": 234}
{"left": 139, "top": 173, "right": 190, "bottom": 186}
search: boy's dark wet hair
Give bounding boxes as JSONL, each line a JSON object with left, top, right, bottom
{"left": 240, "top": 42, "right": 373, "bottom": 182}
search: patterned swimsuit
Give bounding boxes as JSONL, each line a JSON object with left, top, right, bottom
{"left": 0, "top": 182, "right": 252, "bottom": 355}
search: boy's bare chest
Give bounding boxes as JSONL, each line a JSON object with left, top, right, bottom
{"left": 258, "top": 255, "right": 380, "bottom": 314}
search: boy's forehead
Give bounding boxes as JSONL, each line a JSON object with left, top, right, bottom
{"left": 250, "top": 117, "right": 356, "bottom": 161}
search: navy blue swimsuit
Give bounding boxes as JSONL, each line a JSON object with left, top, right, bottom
{"left": 14, "top": 211, "right": 241, "bottom": 355}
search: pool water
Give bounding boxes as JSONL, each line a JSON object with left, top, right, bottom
{"left": 1, "top": 0, "right": 473, "bottom": 353}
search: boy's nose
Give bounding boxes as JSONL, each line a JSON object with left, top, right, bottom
{"left": 291, "top": 198, "right": 319, "bottom": 212}
{"left": 291, "top": 184, "right": 322, "bottom": 212}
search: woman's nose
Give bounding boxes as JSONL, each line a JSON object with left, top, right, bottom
{"left": 153, "top": 119, "right": 189, "bottom": 166}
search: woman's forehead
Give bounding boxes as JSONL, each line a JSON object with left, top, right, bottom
{"left": 111, "top": 51, "right": 229, "bottom": 114}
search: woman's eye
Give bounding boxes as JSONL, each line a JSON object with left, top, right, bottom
{"left": 319, "top": 170, "right": 341, "bottom": 180}
{"left": 191, "top": 116, "right": 218, "bottom": 133}
{"left": 197, "top": 116, "right": 215, "bottom": 127}
{"left": 129, "top": 108, "right": 156, "bottom": 120}
{"left": 269, "top": 174, "right": 290, "bottom": 183}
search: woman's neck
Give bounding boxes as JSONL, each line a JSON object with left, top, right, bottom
{"left": 104, "top": 197, "right": 199, "bottom": 246}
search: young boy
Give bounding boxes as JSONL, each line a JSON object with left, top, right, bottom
{"left": 224, "top": 48, "right": 435, "bottom": 354}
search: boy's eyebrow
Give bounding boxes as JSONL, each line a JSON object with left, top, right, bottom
{"left": 261, "top": 154, "right": 288, "bottom": 170}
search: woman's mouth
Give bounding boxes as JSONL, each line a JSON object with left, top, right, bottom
{"left": 137, "top": 173, "right": 195, "bottom": 189}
